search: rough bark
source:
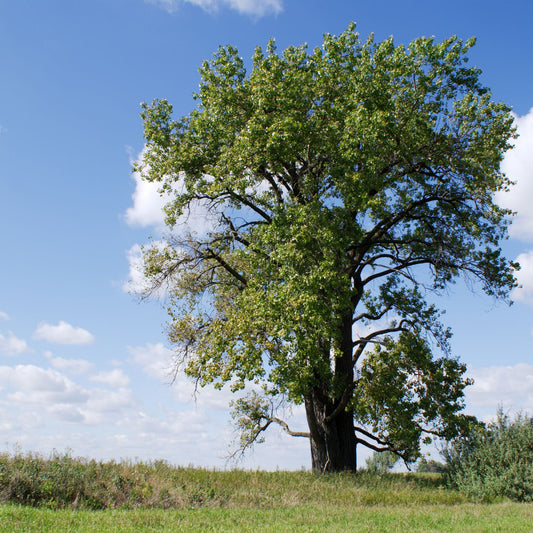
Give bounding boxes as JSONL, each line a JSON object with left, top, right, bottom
{"left": 304, "top": 313, "right": 358, "bottom": 473}
{"left": 304, "top": 391, "right": 357, "bottom": 472}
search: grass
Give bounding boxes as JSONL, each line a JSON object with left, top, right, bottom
{"left": 1, "top": 503, "right": 532, "bottom": 532}
{"left": 0, "top": 452, "right": 531, "bottom": 531}
{"left": 0, "top": 452, "right": 464, "bottom": 510}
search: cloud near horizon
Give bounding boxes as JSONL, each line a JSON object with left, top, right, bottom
{"left": 466, "top": 363, "right": 533, "bottom": 418}
{"left": 34, "top": 321, "right": 95, "bottom": 346}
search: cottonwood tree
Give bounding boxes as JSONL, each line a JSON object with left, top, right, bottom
{"left": 135, "top": 24, "right": 517, "bottom": 472}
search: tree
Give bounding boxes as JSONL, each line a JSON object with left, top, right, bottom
{"left": 364, "top": 450, "right": 399, "bottom": 475}
{"left": 416, "top": 458, "right": 447, "bottom": 474}
{"left": 135, "top": 24, "right": 517, "bottom": 472}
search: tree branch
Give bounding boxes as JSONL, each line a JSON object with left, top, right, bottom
{"left": 205, "top": 247, "right": 248, "bottom": 286}
{"left": 352, "top": 320, "right": 411, "bottom": 349}
{"left": 224, "top": 189, "right": 272, "bottom": 222}
{"left": 270, "top": 417, "right": 311, "bottom": 438}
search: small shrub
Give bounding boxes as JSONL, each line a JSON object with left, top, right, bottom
{"left": 444, "top": 409, "right": 533, "bottom": 502}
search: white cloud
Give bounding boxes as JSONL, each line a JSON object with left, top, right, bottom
{"left": 0, "top": 311, "right": 9, "bottom": 321}
{"left": 0, "top": 364, "right": 137, "bottom": 427}
{"left": 124, "top": 148, "right": 218, "bottom": 236}
{"left": 81, "top": 387, "right": 138, "bottom": 424}
{"left": 90, "top": 369, "right": 131, "bottom": 388}
{"left": 0, "top": 331, "right": 32, "bottom": 356}
{"left": 34, "top": 321, "right": 95, "bottom": 345}
{"left": 128, "top": 341, "right": 234, "bottom": 409}
{"left": 123, "top": 241, "right": 173, "bottom": 298}
{"left": 511, "top": 250, "right": 533, "bottom": 304}
{"left": 146, "top": 0, "right": 283, "bottom": 16}
{"left": 44, "top": 351, "right": 93, "bottom": 375}
{"left": 466, "top": 363, "right": 533, "bottom": 412}
{"left": 0, "top": 365, "right": 89, "bottom": 405}
{"left": 128, "top": 342, "right": 175, "bottom": 381}
{"left": 221, "top": 0, "right": 283, "bottom": 16}
{"left": 124, "top": 148, "right": 171, "bottom": 229}
{"left": 497, "top": 108, "right": 533, "bottom": 240}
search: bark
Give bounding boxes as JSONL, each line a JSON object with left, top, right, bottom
{"left": 304, "top": 313, "right": 357, "bottom": 472}
{"left": 304, "top": 390, "right": 357, "bottom": 472}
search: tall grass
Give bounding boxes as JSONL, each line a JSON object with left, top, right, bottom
{"left": 0, "top": 451, "right": 464, "bottom": 510}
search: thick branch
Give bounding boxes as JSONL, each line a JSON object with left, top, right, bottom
{"left": 271, "top": 417, "right": 311, "bottom": 438}
{"left": 354, "top": 426, "right": 408, "bottom": 459}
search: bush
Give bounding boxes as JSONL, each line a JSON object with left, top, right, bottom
{"left": 444, "top": 409, "right": 533, "bottom": 502}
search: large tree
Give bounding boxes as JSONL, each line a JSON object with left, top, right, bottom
{"left": 135, "top": 24, "right": 517, "bottom": 472}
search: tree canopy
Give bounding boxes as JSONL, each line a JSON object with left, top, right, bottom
{"left": 135, "top": 24, "right": 517, "bottom": 471}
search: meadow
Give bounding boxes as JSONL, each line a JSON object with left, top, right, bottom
{"left": 0, "top": 453, "right": 531, "bottom": 532}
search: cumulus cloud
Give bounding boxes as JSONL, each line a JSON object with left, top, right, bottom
{"left": 128, "top": 342, "right": 175, "bottom": 381}
{"left": 0, "top": 364, "right": 138, "bottom": 428}
{"left": 82, "top": 387, "right": 138, "bottom": 424}
{"left": 0, "top": 360, "right": 238, "bottom": 466}
{"left": 34, "top": 321, "right": 95, "bottom": 345}
{"left": 146, "top": 0, "right": 283, "bottom": 16}
{"left": 0, "top": 331, "right": 32, "bottom": 356}
{"left": 497, "top": 108, "right": 533, "bottom": 240}
{"left": 0, "top": 311, "right": 9, "bottom": 321}
{"left": 129, "top": 341, "right": 234, "bottom": 409}
{"left": 123, "top": 149, "right": 221, "bottom": 299}
{"left": 124, "top": 148, "right": 171, "bottom": 229}
{"left": 124, "top": 148, "right": 218, "bottom": 236}
{"left": 511, "top": 250, "right": 533, "bottom": 304}
{"left": 90, "top": 369, "right": 131, "bottom": 388}
{"left": 0, "top": 365, "right": 89, "bottom": 405}
{"left": 466, "top": 363, "right": 533, "bottom": 413}
{"left": 44, "top": 351, "right": 93, "bottom": 375}
{"left": 495, "top": 108, "right": 533, "bottom": 308}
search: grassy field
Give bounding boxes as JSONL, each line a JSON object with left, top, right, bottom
{"left": 2, "top": 502, "right": 532, "bottom": 532}
{"left": 0, "top": 453, "right": 531, "bottom": 531}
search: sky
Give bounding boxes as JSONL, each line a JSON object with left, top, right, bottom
{"left": 0, "top": 0, "right": 532, "bottom": 470}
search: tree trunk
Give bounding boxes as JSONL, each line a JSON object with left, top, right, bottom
{"left": 304, "top": 390, "right": 357, "bottom": 472}
{"left": 304, "top": 313, "right": 357, "bottom": 472}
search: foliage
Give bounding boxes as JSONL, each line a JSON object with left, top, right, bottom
{"left": 444, "top": 410, "right": 533, "bottom": 502}
{"left": 135, "top": 22, "right": 517, "bottom": 469}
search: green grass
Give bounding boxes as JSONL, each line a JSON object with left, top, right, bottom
{"left": 1, "top": 503, "right": 532, "bottom": 532}
{"left": 0, "top": 452, "right": 531, "bottom": 531}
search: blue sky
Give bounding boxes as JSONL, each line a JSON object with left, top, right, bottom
{"left": 0, "top": 0, "right": 532, "bottom": 469}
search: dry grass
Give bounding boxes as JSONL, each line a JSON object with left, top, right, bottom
{"left": 0, "top": 451, "right": 463, "bottom": 510}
